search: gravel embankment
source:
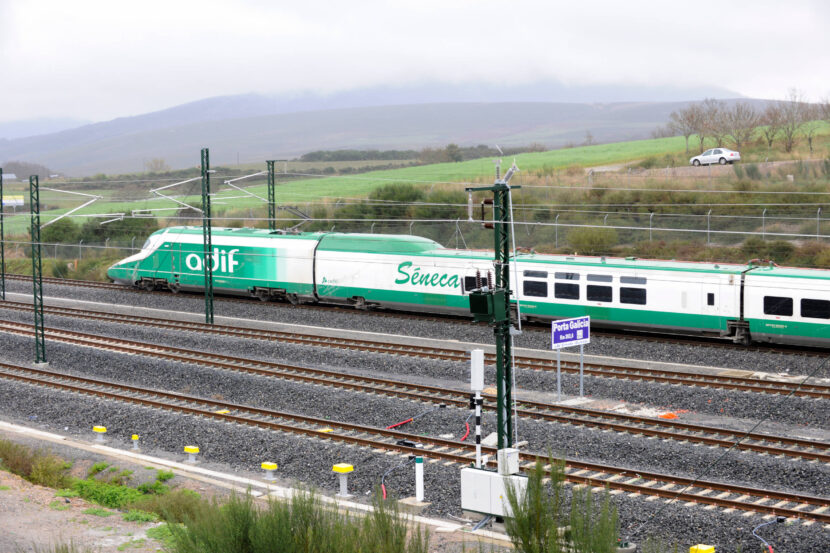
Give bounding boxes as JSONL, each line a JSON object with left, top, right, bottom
{"left": 0, "top": 377, "right": 826, "bottom": 552}
{"left": 0, "top": 322, "right": 827, "bottom": 498}
{"left": 1, "top": 302, "right": 827, "bottom": 431}
{"left": 5, "top": 278, "right": 826, "bottom": 378}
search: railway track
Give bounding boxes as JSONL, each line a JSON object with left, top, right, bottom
{"left": 4, "top": 273, "right": 828, "bottom": 357}
{"left": 0, "top": 312, "right": 827, "bottom": 463}
{"left": 0, "top": 360, "right": 827, "bottom": 524}
{"left": 1, "top": 300, "right": 828, "bottom": 399}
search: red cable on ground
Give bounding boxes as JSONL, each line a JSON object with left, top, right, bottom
{"left": 386, "top": 418, "right": 413, "bottom": 430}
{"left": 459, "top": 421, "right": 470, "bottom": 442}
{"left": 381, "top": 483, "right": 387, "bottom": 500}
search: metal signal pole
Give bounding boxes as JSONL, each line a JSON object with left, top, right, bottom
{"left": 1, "top": 168, "right": 5, "bottom": 300}
{"left": 466, "top": 162, "right": 520, "bottom": 451}
{"left": 200, "top": 148, "right": 214, "bottom": 324}
{"left": 29, "top": 175, "right": 46, "bottom": 363}
{"left": 266, "top": 160, "right": 276, "bottom": 231}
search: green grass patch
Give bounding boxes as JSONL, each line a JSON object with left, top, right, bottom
{"left": 0, "top": 485, "right": 10, "bottom": 491}
{"left": 72, "top": 478, "right": 145, "bottom": 509}
{"left": 117, "top": 538, "right": 146, "bottom": 551}
{"left": 87, "top": 462, "right": 110, "bottom": 477}
{"left": 49, "top": 500, "right": 71, "bottom": 511}
{"left": 155, "top": 469, "right": 175, "bottom": 482}
{"left": 146, "top": 524, "right": 177, "bottom": 547}
{"left": 122, "top": 509, "right": 159, "bottom": 523}
{"left": 55, "top": 488, "right": 80, "bottom": 498}
{"left": 126, "top": 489, "right": 203, "bottom": 524}
{"left": 82, "top": 507, "right": 114, "bottom": 517}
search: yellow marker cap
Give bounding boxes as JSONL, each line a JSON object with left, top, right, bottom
{"left": 261, "top": 462, "right": 278, "bottom": 471}
{"left": 131, "top": 434, "right": 139, "bottom": 441}
{"left": 184, "top": 445, "right": 199, "bottom": 454}
{"left": 93, "top": 426, "right": 107, "bottom": 433}
{"left": 332, "top": 463, "right": 353, "bottom": 474}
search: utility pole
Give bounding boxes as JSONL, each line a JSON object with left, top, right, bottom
{"left": 1, "top": 167, "right": 5, "bottom": 300}
{"left": 29, "top": 175, "right": 46, "bottom": 363}
{"left": 200, "top": 148, "right": 214, "bottom": 324}
{"left": 466, "top": 162, "right": 520, "bottom": 451}
{"left": 266, "top": 160, "right": 276, "bottom": 231}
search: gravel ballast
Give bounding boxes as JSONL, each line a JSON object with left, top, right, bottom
{"left": 0, "top": 377, "right": 827, "bottom": 552}
{"left": 4, "top": 279, "right": 826, "bottom": 378}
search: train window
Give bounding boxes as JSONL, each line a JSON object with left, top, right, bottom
{"left": 463, "top": 276, "right": 478, "bottom": 293}
{"left": 555, "top": 272, "right": 580, "bottom": 280}
{"left": 523, "top": 281, "right": 548, "bottom": 297}
{"left": 554, "top": 283, "right": 579, "bottom": 300}
{"left": 620, "top": 287, "right": 646, "bottom": 305}
{"left": 801, "top": 298, "right": 830, "bottom": 319}
{"left": 763, "top": 296, "right": 793, "bottom": 316}
{"left": 707, "top": 293, "right": 715, "bottom": 306}
{"left": 523, "top": 270, "right": 548, "bottom": 278}
{"left": 587, "top": 274, "right": 613, "bottom": 283}
{"left": 587, "top": 285, "right": 612, "bottom": 302}
{"left": 620, "top": 276, "right": 646, "bottom": 285}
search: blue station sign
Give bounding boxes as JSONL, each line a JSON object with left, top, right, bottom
{"left": 551, "top": 316, "right": 590, "bottom": 349}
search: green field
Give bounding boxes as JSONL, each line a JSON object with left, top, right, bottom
{"left": 1, "top": 135, "right": 693, "bottom": 234}
{"left": 4, "top": 126, "right": 829, "bottom": 236}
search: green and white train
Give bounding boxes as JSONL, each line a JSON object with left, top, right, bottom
{"left": 107, "top": 226, "right": 830, "bottom": 347}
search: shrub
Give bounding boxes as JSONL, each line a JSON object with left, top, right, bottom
{"left": 567, "top": 227, "right": 618, "bottom": 255}
{"left": 168, "top": 489, "right": 428, "bottom": 553}
{"left": 122, "top": 509, "right": 159, "bottom": 523}
{"left": 505, "top": 457, "right": 619, "bottom": 553}
{"left": 126, "top": 489, "right": 203, "bottom": 523}
{"left": 0, "top": 439, "right": 72, "bottom": 488}
{"left": 87, "top": 462, "right": 110, "bottom": 477}
{"left": 72, "top": 478, "right": 144, "bottom": 509}
{"left": 744, "top": 163, "right": 762, "bottom": 180}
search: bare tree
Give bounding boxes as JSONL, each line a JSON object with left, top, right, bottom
{"left": 723, "top": 102, "right": 760, "bottom": 150}
{"left": 686, "top": 103, "right": 708, "bottom": 153}
{"left": 583, "top": 130, "right": 595, "bottom": 146}
{"left": 701, "top": 98, "right": 727, "bottom": 147}
{"left": 760, "top": 103, "right": 784, "bottom": 150}
{"left": 667, "top": 108, "right": 696, "bottom": 153}
{"left": 144, "top": 158, "right": 171, "bottom": 173}
{"left": 778, "top": 88, "right": 809, "bottom": 153}
{"left": 802, "top": 104, "right": 822, "bottom": 156}
{"left": 820, "top": 96, "right": 830, "bottom": 125}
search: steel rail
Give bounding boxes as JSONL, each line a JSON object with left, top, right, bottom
{"left": 5, "top": 273, "right": 828, "bottom": 358}
{"left": 0, "top": 361, "right": 827, "bottom": 523}
{"left": 0, "top": 314, "right": 827, "bottom": 463}
{"left": 1, "top": 299, "right": 828, "bottom": 399}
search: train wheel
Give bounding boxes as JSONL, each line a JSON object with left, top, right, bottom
{"left": 140, "top": 279, "right": 155, "bottom": 292}
{"left": 256, "top": 290, "right": 271, "bottom": 302}
{"left": 168, "top": 282, "right": 181, "bottom": 294}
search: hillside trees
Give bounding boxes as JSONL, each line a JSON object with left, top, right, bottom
{"left": 760, "top": 104, "right": 784, "bottom": 149}
{"left": 701, "top": 98, "right": 728, "bottom": 147}
{"left": 723, "top": 102, "right": 760, "bottom": 150}
{"left": 667, "top": 108, "right": 697, "bottom": 153}
{"left": 778, "top": 89, "right": 809, "bottom": 153}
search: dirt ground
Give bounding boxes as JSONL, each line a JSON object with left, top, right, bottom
{"left": 0, "top": 469, "right": 167, "bottom": 553}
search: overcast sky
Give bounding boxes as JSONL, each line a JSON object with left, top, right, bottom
{"left": 1, "top": 0, "right": 828, "bottom": 123}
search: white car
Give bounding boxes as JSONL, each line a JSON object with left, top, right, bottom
{"left": 690, "top": 148, "right": 741, "bottom": 166}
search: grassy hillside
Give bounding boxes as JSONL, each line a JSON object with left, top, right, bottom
{"left": 3, "top": 126, "right": 828, "bottom": 237}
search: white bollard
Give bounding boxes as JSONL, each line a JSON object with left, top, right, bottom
{"left": 262, "top": 462, "right": 277, "bottom": 481}
{"left": 184, "top": 445, "right": 199, "bottom": 463}
{"left": 131, "top": 434, "right": 140, "bottom": 450}
{"left": 93, "top": 426, "right": 107, "bottom": 443}
{"left": 333, "top": 463, "right": 353, "bottom": 498}
{"left": 415, "top": 456, "right": 424, "bottom": 502}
